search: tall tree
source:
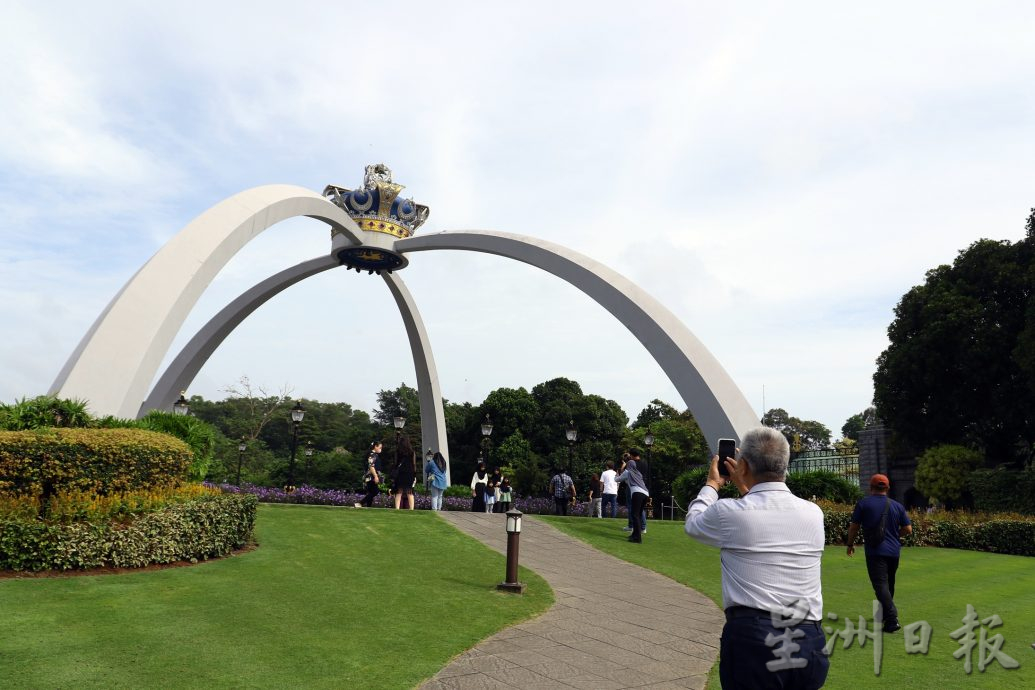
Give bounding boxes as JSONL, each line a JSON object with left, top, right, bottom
{"left": 626, "top": 403, "right": 710, "bottom": 500}
{"left": 840, "top": 408, "right": 875, "bottom": 442}
{"left": 761, "top": 408, "right": 831, "bottom": 451}
{"left": 873, "top": 229, "right": 1035, "bottom": 465}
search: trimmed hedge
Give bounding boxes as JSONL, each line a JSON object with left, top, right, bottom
{"left": 0, "top": 428, "right": 192, "bottom": 495}
{"left": 670, "top": 466, "right": 862, "bottom": 505}
{"left": 0, "top": 492, "right": 257, "bottom": 571}
{"left": 819, "top": 500, "right": 1035, "bottom": 557}
{"left": 970, "top": 468, "right": 1035, "bottom": 514}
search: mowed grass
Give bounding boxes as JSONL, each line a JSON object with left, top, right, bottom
{"left": 542, "top": 516, "right": 1035, "bottom": 689}
{"left": 0, "top": 505, "right": 552, "bottom": 689}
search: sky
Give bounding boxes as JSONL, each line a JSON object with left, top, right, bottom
{"left": 2, "top": 1, "right": 1033, "bottom": 441}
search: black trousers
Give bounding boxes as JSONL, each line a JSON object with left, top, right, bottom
{"left": 865, "top": 554, "right": 900, "bottom": 625}
{"left": 720, "top": 614, "right": 829, "bottom": 689}
{"left": 360, "top": 481, "right": 378, "bottom": 507}
{"left": 554, "top": 497, "right": 569, "bottom": 515}
{"left": 629, "top": 492, "right": 647, "bottom": 541}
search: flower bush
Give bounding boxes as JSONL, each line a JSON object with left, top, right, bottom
{"left": 213, "top": 483, "right": 630, "bottom": 517}
{"left": 0, "top": 492, "right": 257, "bottom": 571}
{"left": 0, "top": 484, "right": 220, "bottom": 523}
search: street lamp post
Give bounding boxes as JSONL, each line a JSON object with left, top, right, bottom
{"left": 393, "top": 415, "right": 406, "bottom": 471}
{"left": 236, "top": 438, "right": 246, "bottom": 486}
{"left": 304, "top": 441, "right": 314, "bottom": 486}
{"left": 644, "top": 426, "right": 655, "bottom": 518}
{"left": 481, "top": 414, "right": 494, "bottom": 466}
{"left": 565, "top": 420, "right": 577, "bottom": 477}
{"left": 173, "top": 392, "right": 189, "bottom": 416}
{"left": 287, "top": 401, "right": 305, "bottom": 490}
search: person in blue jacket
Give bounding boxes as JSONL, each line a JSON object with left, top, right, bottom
{"left": 425, "top": 451, "right": 448, "bottom": 511}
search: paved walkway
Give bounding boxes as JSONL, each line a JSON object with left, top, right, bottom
{"left": 419, "top": 513, "right": 723, "bottom": 690}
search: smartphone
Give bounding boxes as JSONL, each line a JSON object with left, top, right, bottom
{"left": 717, "top": 439, "right": 736, "bottom": 478}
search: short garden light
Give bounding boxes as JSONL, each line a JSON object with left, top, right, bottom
{"left": 498, "top": 508, "right": 526, "bottom": 594}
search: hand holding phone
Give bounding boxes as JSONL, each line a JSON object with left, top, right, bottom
{"left": 717, "top": 438, "right": 736, "bottom": 478}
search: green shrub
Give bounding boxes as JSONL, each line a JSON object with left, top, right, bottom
{"left": 915, "top": 444, "right": 983, "bottom": 507}
{"left": 0, "top": 396, "right": 92, "bottom": 430}
{"left": 0, "top": 492, "right": 257, "bottom": 571}
{"left": 970, "top": 468, "right": 1035, "bottom": 514}
{"left": 822, "top": 500, "right": 1035, "bottom": 556}
{"left": 444, "top": 484, "right": 473, "bottom": 499}
{"left": 0, "top": 428, "right": 193, "bottom": 495}
{"left": 786, "top": 470, "right": 863, "bottom": 504}
{"left": 670, "top": 467, "right": 862, "bottom": 506}
{"left": 136, "top": 411, "right": 216, "bottom": 481}
{"left": 671, "top": 466, "right": 739, "bottom": 504}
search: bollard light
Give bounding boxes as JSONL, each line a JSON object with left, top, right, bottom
{"left": 506, "top": 510, "right": 522, "bottom": 534}
{"left": 498, "top": 508, "right": 526, "bottom": 594}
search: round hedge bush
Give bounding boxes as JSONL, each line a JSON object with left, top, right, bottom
{"left": 0, "top": 428, "right": 193, "bottom": 495}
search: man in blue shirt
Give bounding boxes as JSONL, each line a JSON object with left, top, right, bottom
{"left": 846, "top": 474, "right": 913, "bottom": 633}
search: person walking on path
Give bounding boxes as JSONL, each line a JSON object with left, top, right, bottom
{"left": 846, "top": 473, "right": 913, "bottom": 633}
{"left": 392, "top": 435, "right": 417, "bottom": 510}
{"left": 359, "top": 441, "right": 382, "bottom": 507}
{"left": 425, "top": 451, "right": 448, "bottom": 511}
{"left": 684, "top": 427, "right": 829, "bottom": 688}
{"left": 588, "top": 472, "right": 603, "bottom": 517}
{"left": 549, "top": 468, "right": 575, "bottom": 516}
{"left": 616, "top": 449, "right": 649, "bottom": 542}
{"left": 600, "top": 460, "right": 618, "bottom": 518}
{"left": 470, "top": 461, "right": 488, "bottom": 513}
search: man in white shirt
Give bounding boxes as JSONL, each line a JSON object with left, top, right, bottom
{"left": 600, "top": 460, "right": 619, "bottom": 518}
{"left": 684, "top": 427, "right": 828, "bottom": 689}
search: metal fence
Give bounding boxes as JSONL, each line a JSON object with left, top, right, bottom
{"left": 789, "top": 449, "right": 859, "bottom": 485}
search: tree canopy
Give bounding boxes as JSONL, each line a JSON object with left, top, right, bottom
{"left": 873, "top": 221, "right": 1035, "bottom": 466}
{"left": 760, "top": 408, "right": 832, "bottom": 451}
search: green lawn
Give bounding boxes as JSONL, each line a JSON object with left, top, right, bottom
{"left": 0, "top": 505, "right": 552, "bottom": 689}
{"left": 542, "top": 516, "right": 1035, "bottom": 689}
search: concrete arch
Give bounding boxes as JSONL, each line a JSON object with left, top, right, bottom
{"left": 396, "top": 230, "right": 759, "bottom": 446}
{"left": 140, "top": 256, "right": 451, "bottom": 483}
{"left": 50, "top": 185, "right": 363, "bottom": 419}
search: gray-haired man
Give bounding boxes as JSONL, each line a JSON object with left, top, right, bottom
{"left": 684, "top": 427, "right": 829, "bottom": 689}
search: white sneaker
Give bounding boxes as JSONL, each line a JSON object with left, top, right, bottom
{"left": 622, "top": 526, "right": 633, "bottom": 532}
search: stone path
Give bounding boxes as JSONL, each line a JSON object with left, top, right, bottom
{"left": 419, "top": 513, "right": 723, "bottom": 690}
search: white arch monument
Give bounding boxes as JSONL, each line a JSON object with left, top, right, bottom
{"left": 52, "top": 165, "right": 758, "bottom": 484}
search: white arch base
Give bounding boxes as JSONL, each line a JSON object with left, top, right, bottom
{"left": 397, "top": 231, "right": 759, "bottom": 446}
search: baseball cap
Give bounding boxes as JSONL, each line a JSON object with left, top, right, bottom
{"left": 870, "top": 473, "right": 890, "bottom": 489}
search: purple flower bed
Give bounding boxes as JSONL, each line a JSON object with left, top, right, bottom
{"left": 207, "top": 483, "right": 629, "bottom": 517}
